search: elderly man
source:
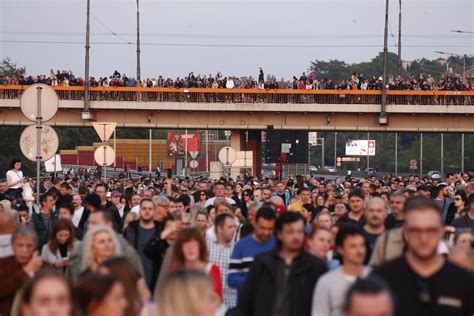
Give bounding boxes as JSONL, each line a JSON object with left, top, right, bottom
{"left": 0, "top": 226, "right": 43, "bottom": 315}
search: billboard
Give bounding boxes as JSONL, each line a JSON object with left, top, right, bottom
{"left": 167, "top": 131, "right": 201, "bottom": 157}
{"left": 345, "top": 140, "right": 376, "bottom": 156}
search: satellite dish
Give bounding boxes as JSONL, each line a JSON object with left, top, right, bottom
{"left": 94, "top": 146, "right": 116, "bottom": 166}
{"left": 218, "top": 146, "right": 237, "bottom": 166}
{"left": 20, "top": 125, "right": 59, "bottom": 162}
{"left": 20, "top": 84, "right": 59, "bottom": 122}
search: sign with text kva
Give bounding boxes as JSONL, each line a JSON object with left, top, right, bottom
{"left": 345, "top": 140, "right": 376, "bottom": 156}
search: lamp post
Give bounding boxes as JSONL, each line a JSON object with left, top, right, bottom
{"left": 136, "top": 0, "right": 141, "bottom": 81}
{"left": 82, "top": 0, "right": 91, "bottom": 120}
{"left": 397, "top": 0, "right": 402, "bottom": 76}
{"left": 379, "top": 0, "right": 389, "bottom": 125}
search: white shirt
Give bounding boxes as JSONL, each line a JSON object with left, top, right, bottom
{"left": 72, "top": 206, "right": 84, "bottom": 228}
{"left": 6, "top": 170, "right": 23, "bottom": 189}
{"left": 204, "top": 197, "right": 236, "bottom": 208}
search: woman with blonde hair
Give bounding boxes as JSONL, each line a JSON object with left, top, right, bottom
{"left": 156, "top": 270, "right": 220, "bottom": 316}
{"left": 80, "top": 225, "right": 122, "bottom": 274}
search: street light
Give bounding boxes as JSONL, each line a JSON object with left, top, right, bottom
{"left": 452, "top": 30, "right": 474, "bottom": 34}
{"left": 82, "top": 0, "right": 92, "bottom": 120}
{"left": 136, "top": 0, "right": 141, "bottom": 81}
{"left": 380, "top": 0, "right": 389, "bottom": 125}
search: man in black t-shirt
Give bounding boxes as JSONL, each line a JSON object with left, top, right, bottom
{"left": 363, "top": 197, "right": 387, "bottom": 263}
{"left": 373, "top": 196, "right": 474, "bottom": 316}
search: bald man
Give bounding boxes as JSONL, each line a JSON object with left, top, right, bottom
{"left": 363, "top": 197, "right": 387, "bottom": 263}
{"left": 0, "top": 212, "right": 17, "bottom": 258}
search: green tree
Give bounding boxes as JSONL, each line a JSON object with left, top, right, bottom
{"left": 0, "top": 57, "right": 26, "bottom": 78}
{"left": 308, "top": 59, "right": 351, "bottom": 81}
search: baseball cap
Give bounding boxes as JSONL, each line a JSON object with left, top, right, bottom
{"left": 436, "top": 182, "right": 448, "bottom": 188}
{"left": 334, "top": 190, "right": 345, "bottom": 198}
{"left": 111, "top": 190, "right": 121, "bottom": 197}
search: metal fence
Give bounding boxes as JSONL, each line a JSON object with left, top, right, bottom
{"left": 1, "top": 85, "right": 473, "bottom": 105}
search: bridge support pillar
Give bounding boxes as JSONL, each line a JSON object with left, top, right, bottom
{"left": 230, "top": 131, "right": 262, "bottom": 178}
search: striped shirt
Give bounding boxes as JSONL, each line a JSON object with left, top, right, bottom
{"left": 227, "top": 234, "right": 276, "bottom": 292}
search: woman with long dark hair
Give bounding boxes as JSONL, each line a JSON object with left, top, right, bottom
{"left": 446, "top": 190, "right": 468, "bottom": 225}
{"left": 41, "top": 219, "right": 80, "bottom": 271}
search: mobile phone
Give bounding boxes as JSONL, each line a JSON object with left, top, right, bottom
{"left": 167, "top": 169, "right": 172, "bottom": 179}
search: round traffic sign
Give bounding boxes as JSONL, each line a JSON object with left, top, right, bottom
{"left": 20, "top": 84, "right": 59, "bottom": 122}
{"left": 218, "top": 146, "right": 237, "bottom": 165}
{"left": 409, "top": 159, "right": 417, "bottom": 166}
{"left": 336, "top": 157, "right": 342, "bottom": 162}
{"left": 20, "top": 125, "right": 59, "bottom": 162}
{"left": 189, "top": 160, "right": 199, "bottom": 169}
{"left": 336, "top": 162, "right": 342, "bottom": 167}
{"left": 94, "top": 146, "right": 116, "bottom": 166}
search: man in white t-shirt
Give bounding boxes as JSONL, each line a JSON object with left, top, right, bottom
{"left": 71, "top": 194, "right": 85, "bottom": 228}
{"left": 204, "top": 182, "right": 236, "bottom": 208}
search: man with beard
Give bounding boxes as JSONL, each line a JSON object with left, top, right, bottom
{"left": 373, "top": 197, "right": 474, "bottom": 316}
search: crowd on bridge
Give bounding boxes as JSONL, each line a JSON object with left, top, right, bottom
{"left": 1, "top": 67, "right": 472, "bottom": 91}
{"left": 0, "top": 157, "right": 473, "bottom": 316}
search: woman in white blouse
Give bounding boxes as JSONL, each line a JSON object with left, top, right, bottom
{"left": 6, "top": 159, "right": 24, "bottom": 201}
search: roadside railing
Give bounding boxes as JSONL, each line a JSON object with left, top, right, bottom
{"left": 1, "top": 85, "right": 472, "bottom": 105}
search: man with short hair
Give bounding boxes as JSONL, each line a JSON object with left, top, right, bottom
{"left": 373, "top": 196, "right": 474, "bottom": 316}
{"left": 0, "top": 181, "right": 7, "bottom": 201}
{"left": 384, "top": 193, "right": 406, "bottom": 229}
{"left": 237, "top": 212, "right": 327, "bottom": 316}
{"left": 432, "top": 183, "right": 451, "bottom": 223}
{"left": 342, "top": 189, "right": 366, "bottom": 227}
{"left": 289, "top": 188, "right": 311, "bottom": 212}
{"left": 124, "top": 199, "right": 163, "bottom": 291}
{"left": 0, "top": 226, "right": 43, "bottom": 316}
{"left": 95, "top": 183, "right": 123, "bottom": 233}
{"left": 342, "top": 277, "right": 394, "bottom": 316}
{"left": 30, "top": 193, "right": 57, "bottom": 250}
{"left": 205, "top": 182, "right": 236, "bottom": 207}
{"left": 228, "top": 207, "right": 277, "bottom": 293}
{"left": 363, "top": 197, "right": 387, "bottom": 260}
{"left": 175, "top": 194, "right": 190, "bottom": 213}
{"left": 71, "top": 194, "right": 86, "bottom": 229}
{"left": 207, "top": 213, "right": 238, "bottom": 310}
{"left": 312, "top": 224, "right": 370, "bottom": 316}
{"left": 56, "top": 183, "right": 72, "bottom": 208}
{"left": 261, "top": 188, "right": 272, "bottom": 202}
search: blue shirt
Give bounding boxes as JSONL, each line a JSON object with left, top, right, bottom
{"left": 227, "top": 234, "right": 276, "bottom": 292}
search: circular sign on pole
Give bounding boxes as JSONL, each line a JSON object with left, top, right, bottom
{"left": 20, "top": 84, "right": 59, "bottom": 122}
{"left": 20, "top": 125, "right": 59, "bottom": 162}
{"left": 190, "top": 160, "right": 199, "bottom": 169}
{"left": 218, "top": 146, "right": 237, "bottom": 165}
{"left": 94, "top": 146, "right": 116, "bottom": 166}
{"left": 336, "top": 162, "right": 342, "bottom": 167}
{"left": 409, "top": 159, "right": 417, "bottom": 166}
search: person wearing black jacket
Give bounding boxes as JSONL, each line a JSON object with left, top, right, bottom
{"left": 123, "top": 198, "right": 164, "bottom": 292}
{"left": 95, "top": 183, "right": 123, "bottom": 233}
{"left": 236, "top": 212, "right": 328, "bottom": 316}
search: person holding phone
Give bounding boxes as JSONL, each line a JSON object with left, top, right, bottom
{"left": 41, "top": 219, "right": 80, "bottom": 272}
{"left": 6, "top": 158, "right": 25, "bottom": 201}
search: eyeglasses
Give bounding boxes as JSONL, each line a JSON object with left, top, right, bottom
{"left": 200, "top": 193, "right": 206, "bottom": 196}
{"left": 454, "top": 197, "right": 462, "bottom": 201}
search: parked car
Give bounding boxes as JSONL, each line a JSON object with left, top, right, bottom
{"left": 323, "top": 166, "right": 336, "bottom": 173}
{"left": 427, "top": 170, "right": 441, "bottom": 179}
{"left": 364, "top": 168, "right": 377, "bottom": 176}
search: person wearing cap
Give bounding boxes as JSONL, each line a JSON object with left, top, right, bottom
{"left": 416, "top": 185, "right": 431, "bottom": 198}
{"left": 110, "top": 190, "right": 126, "bottom": 221}
{"left": 432, "top": 183, "right": 451, "bottom": 224}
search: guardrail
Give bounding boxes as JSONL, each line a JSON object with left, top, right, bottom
{"left": 1, "top": 85, "right": 473, "bottom": 105}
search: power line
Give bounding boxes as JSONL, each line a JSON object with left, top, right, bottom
{"left": 91, "top": 14, "right": 132, "bottom": 44}
{"left": 1, "top": 39, "right": 472, "bottom": 48}
{"left": 0, "top": 31, "right": 472, "bottom": 39}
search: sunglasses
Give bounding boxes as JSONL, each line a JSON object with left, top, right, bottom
{"left": 454, "top": 197, "right": 462, "bottom": 201}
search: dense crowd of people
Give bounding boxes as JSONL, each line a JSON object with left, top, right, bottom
{"left": 0, "top": 157, "right": 473, "bottom": 316}
{"left": 0, "top": 67, "right": 472, "bottom": 91}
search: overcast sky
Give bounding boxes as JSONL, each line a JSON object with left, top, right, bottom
{"left": 1, "top": 0, "right": 472, "bottom": 79}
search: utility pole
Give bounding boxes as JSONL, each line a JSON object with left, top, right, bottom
{"left": 397, "top": 0, "right": 402, "bottom": 75}
{"left": 461, "top": 133, "right": 465, "bottom": 173}
{"left": 420, "top": 133, "right": 423, "bottom": 177}
{"left": 395, "top": 132, "right": 398, "bottom": 176}
{"left": 441, "top": 133, "right": 444, "bottom": 176}
{"left": 136, "top": 0, "right": 141, "bottom": 81}
{"left": 82, "top": 0, "right": 91, "bottom": 120}
{"left": 380, "top": 0, "right": 389, "bottom": 125}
